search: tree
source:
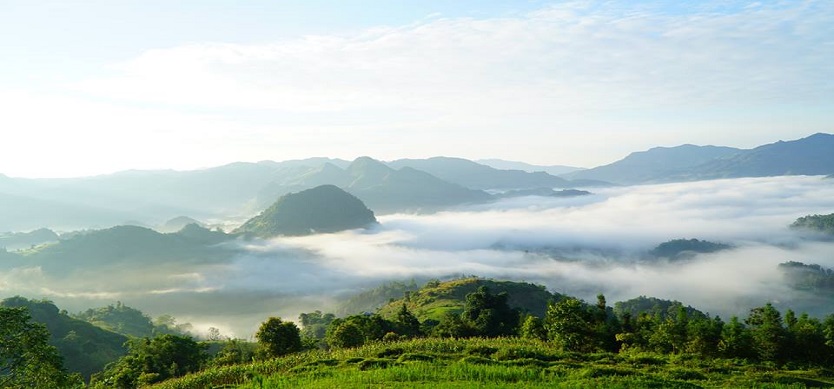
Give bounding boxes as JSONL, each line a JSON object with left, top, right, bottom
{"left": 94, "top": 334, "right": 207, "bottom": 387}
{"left": 746, "top": 303, "right": 785, "bottom": 362}
{"left": 209, "top": 339, "right": 257, "bottom": 367}
{"left": 0, "top": 307, "right": 81, "bottom": 388}
{"left": 327, "top": 322, "right": 365, "bottom": 348}
{"left": 255, "top": 317, "right": 302, "bottom": 358}
{"left": 718, "top": 316, "right": 753, "bottom": 359}
{"left": 461, "top": 286, "right": 519, "bottom": 337}
{"left": 395, "top": 304, "right": 421, "bottom": 338}
{"left": 545, "top": 297, "right": 595, "bottom": 352}
{"left": 520, "top": 315, "right": 547, "bottom": 341}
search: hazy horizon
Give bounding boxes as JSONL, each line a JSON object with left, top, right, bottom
{"left": 2, "top": 1, "right": 832, "bottom": 178}
{"left": 4, "top": 175, "right": 833, "bottom": 338}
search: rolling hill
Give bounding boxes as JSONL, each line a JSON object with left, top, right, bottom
{"left": 236, "top": 185, "right": 378, "bottom": 238}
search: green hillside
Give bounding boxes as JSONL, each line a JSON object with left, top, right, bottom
{"left": 1, "top": 297, "right": 128, "bottom": 380}
{"left": 236, "top": 185, "right": 378, "bottom": 238}
{"left": 148, "top": 337, "right": 834, "bottom": 389}
{"left": 20, "top": 224, "right": 234, "bottom": 271}
{"left": 375, "top": 278, "right": 558, "bottom": 322}
{"left": 791, "top": 213, "right": 834, "bottom": 235}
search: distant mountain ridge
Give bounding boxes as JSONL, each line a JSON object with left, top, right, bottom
{"left": 1, "top": 133, "right": 829, "bottom": 231}
{"left": 388, "top": 157, "right": 574, "bottom": 190}
{"left": 568, "top": 133, "right": 834, "bottom": 184}
{"left": 476, "top": 159, "right": 585, "bottom": 176}
{"left": 567, "top": 144, "right": 741, "bottom": 184}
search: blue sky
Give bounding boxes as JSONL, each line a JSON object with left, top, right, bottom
{"left": 1, "top": 0, "right": 831, "bottom": 177}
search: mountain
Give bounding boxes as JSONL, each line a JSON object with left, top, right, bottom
{"left": 236, "top": 185, "right": 378, "bottom": 238}
{"left": 0, "top": 228, "right": 59, "bottom": 250}
{"left": 1, "top": 296, "right": 128, "bottom": 380}
{"left": 257, "top": 157, "right": 492, "bottom": 214}
{"left": 477, "top": 159, "right": 586, "bottom": 176}
{"left": 388, "top": 157, "right": 575, "bottom": 190}
{"left": 17, "top": 224, "right": 234, "bottom": 273}
{"left": 567, "top": 144, "right": 741, "bottom": 185}
{"left": 675, "top": 133, "right": 834, "bottom": 180}
{"left": 495, "top": 188, "right": 591, "bottom": 199}
{"left": 648, "top": 238, "right": 732, "bottom": 260}
{"left": 568, "top": 133, "right": 834, "bottom": 185}
{"left": 0, "top": 159, "right": 341, "bottom": 231}
{"left": 157, "top": 216, "right": 204, "bottom": 233}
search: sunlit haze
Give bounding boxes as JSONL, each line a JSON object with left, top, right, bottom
{"left": 2, "top": 0, "right": 831, "bottom": 178}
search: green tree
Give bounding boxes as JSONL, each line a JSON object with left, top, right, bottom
{"left": 746, "top": 303, "right": 785, "bottom": 362}
{"left": 94, "top": 334, "right": 207, "bottom": 387}
{"left": 461, "top": 286, "right": 519, "bottom": 337}
{"left": 209, "top": 339, "right": 256, "bottom": 367}
{"left": 718, "top": 316, "right": 753, "bottom": 359}
{"left": 545, "top": 297, "right": 595, "bottom": 352}
{"left": 395, "top": 304, "right": 421, "bottom": 338}
{"left": 327, "top": 322, "right": 365, "bottom": 348}
{"left": 255, "top": 317, "right": 302, "bottom": 358}
{"left": 0, "top": 307, "right": 81, "bottom": 389}
{"left": 519, "top": 315, "right": 547, "bottom": 341}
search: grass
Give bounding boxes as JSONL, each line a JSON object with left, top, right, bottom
{"left": 149, "top": 337, "right": 834, "bottom": 389}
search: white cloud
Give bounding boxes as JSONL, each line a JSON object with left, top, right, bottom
{"left": 3, "top": 175, "right": 834, "bottom": 336}
{"left": 17, "top": 0, "right": 821, "bottom": 171}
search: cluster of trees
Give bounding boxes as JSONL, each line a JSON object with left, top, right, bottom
{"left": 74, "top": 302, "right": 193, "bottom": 339}
{"left": 779, "top": 261, "right": 834, "bottom": 292}
{"left": 791, "top": 213, "right": 834, "bottom": 235}
{"left": 8, "top": 285, "right": 834, "bottom": 388}
{"left": 0, "top": 306, "right": 82, "bottom": 388}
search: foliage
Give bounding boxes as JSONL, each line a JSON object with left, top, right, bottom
{"left": 376, "top": 277, "right": 556, "bottom": 323}
{"left": 327, "top": 322, "right": 366, "bottom": 349}
{"left": 0, "top": 306, "right": 82, "bottom": 388}
{"left": 460, "top": 286, "right": 520, "bottom": 337}
{"left": 92, "top": 334, "right": 208, "bottom": 388}
{"left": 648, "top": 238, "right": 732, "bottom": 259}
{"left": 544, "top": 297, "right": 597, "bottom": 352}
{"left": 74, "top": 302, "right": 155, "bottom": 338}
{"left": 255, "top": 318, "right": 302, "bottom": 358}
{"left": 791, "top": 213, "right": 834, "bottom": 235}
{"left": 1, "top": 296, "right": 127, "bottom": 380}
{"left": 235, "top": 184, "right": 377, "bottom": 238}
{"left": 146, "top": 337, "right": 834, "bottom": 389}
{"left": 335, "top": 279, "right": 420, "bottom": 316}
{"left": 779, "top": 261, "right": 834, "bottom": 292}
{"left": 614, "top": 296, "right": 706, "bottom": 321}
{"left": 208, "top": 339, "right": 257, "bottom": 367}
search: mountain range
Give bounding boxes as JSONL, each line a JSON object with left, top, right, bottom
{"left": 0, "top": 133, "right": 831, "bottom": 231}
{"left": 568, "top": 133, "right": 834, "bottom": 185}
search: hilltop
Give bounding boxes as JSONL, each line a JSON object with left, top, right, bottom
{"left": 374, "top": 278, "right": 559, "bottom": 322}
{"left": 236, "top": 185, "right": 378, "bottom": 238}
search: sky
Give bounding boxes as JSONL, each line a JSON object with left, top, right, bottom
{"left": 1, "top": 0, "right": 832, "bottom": 178}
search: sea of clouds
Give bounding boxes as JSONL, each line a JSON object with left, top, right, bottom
{"left": 3, "top": 175, "right": 834, "bottom": 337}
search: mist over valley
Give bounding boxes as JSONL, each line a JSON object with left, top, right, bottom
{"left": 3, "top": 157, "right": 833, "bottom": 338}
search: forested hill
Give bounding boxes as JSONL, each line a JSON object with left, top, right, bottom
{"left": 374, "top": 278, "right": 559, "bottom": 321}
{"left": 235, "top": 184, "right": 378, "bottom": 238}
{"left": 16, "top": 224, "right": 234, "bottom": 272}
{"left": 1, "top": 297, "right": 128, "bottom": 380}
{"left": 791, "top": 213, "right": 834, "bottom": 235}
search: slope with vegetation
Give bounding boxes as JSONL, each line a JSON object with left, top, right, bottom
{"left": 235, "top": 184, "right": 378, "bottom": 238}
{"left": 1, "top": 297, "right": 128, "bottom": 380}
{"left": 791, "top": 213, "right": 834, "bottom": 235}
{"left": 142, "top": 277, "right": 834, "bottom": 389}
{"left": 374, "top": 278, "right": 557, "bottom": 322}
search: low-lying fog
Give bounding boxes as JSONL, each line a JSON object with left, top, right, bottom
{"left": 4, "top": 176, "right": 834, "bottom": 338}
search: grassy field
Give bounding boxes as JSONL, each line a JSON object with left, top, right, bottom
{"left": 149, "top": 337, "right": 834, "bottom": 389}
